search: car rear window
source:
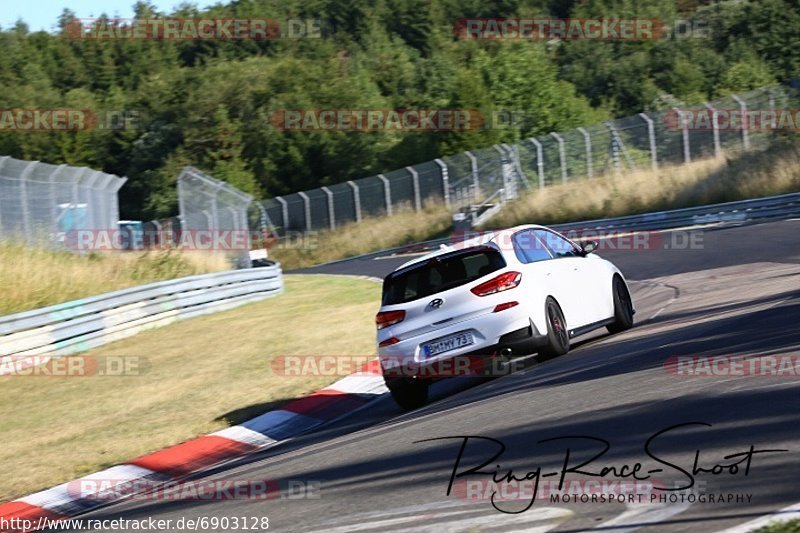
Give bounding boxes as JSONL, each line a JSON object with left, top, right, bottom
{"left": 382, "top": 247, "right": 506, "bottom": 305}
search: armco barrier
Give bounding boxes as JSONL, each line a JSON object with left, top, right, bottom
{"left": 0, "top": 265, "right": 283, "bottom": 361}
{"left": 303, "top": 192, "right": 800, "bottom": 268}
{"left": 551, "top": 191, "right": 800, "bottom": 234}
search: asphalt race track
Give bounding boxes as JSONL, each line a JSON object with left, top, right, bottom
{"left": 70, "top": 219, "right": 800, "bottom": 532}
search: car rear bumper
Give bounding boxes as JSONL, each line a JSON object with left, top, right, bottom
{"left": 381, "top": 321, "right": 548, "bottom": 386}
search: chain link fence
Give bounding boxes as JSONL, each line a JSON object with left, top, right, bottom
{"left": 246, "top": 84, "right": 800, "bottom": 235}
{"left": 0, "top": 156, "right": 126, "bottom": 246}
{"left": 177, "top": 166, "right": 253, "bottom": 267}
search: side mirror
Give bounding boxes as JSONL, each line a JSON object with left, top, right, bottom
{"left": 580, "top": 240, "right": 599, "bottom": 255}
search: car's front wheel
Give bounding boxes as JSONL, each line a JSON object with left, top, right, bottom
{"left": 386, "top": 379, "right": 428, "bottom": 410}
{"left": 607, "top": 275, "right": 634, "bottom": 333}
{"left": 539, "top": 297, "right": 570, "bottom": 359}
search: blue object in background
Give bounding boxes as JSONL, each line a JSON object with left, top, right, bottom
{"left": 117, "top": 220, "right": 144, "bottom": 250}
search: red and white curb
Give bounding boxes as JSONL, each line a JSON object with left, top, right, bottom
{"left": 0, "top": 360, "right": 387, "bottom": 532}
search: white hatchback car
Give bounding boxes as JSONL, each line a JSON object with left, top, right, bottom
{"left": 376, "top": 224, "right": 634, "bottom": 409}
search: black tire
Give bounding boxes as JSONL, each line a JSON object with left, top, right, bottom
{"left": 387, "top": 379, "right": 429, "bottom": 410}
{"left": 539, "top": 297, "right": 570, "bottom": 359}
{"left": 607, "top": 276, "right": 634, "bottom": 334}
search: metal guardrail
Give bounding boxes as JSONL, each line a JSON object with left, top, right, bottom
{"left": 303, "top": 192, "right": 800, "bottom": 268}
{"left": 552, "top": 191, "right": 800, "bottom": 234}
{"left": 0, "top": 265, "right": 283, "bottom": 360}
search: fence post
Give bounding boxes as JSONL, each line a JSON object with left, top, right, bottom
{"left": 465, "top": 151, "right": 479, "bottom": 201}
{"left": 673, "top": 107, "right": 691, "bottom": 164}
{"left": 297, "top": 191, "right": 312, "bottom": 232}
{"left": 254, "top": 202, "right": 270, "bottom": 234}
{"left": 378, "top": 174, "right": 393, "bottom": 216}
{"left": 94, "top": 172, "right": 115, "bottom": 230}
{"left": 504, "top": 143, "right": 530, "bottom": 189}
{"left": 321, "top": 186, "right": 335, "bottom": 229}
{"left": 0, "top": 156, "right": 9, "bottom": 235}
{"left": 48, "top": 164, "right": 66, "bottom": 236}
{"left": 405, "top": 166, "right": 422, "bottom": 211}
{"left": 19, "top": 161, "right": 38, "bottom": 243}
{"left": 275, "top": 196, "right": 289, "bottom": 232}
{"left": 82, "top": 169, "right": 102, "bottom": 232}
{"left": 177, "top": 172, "right": 188, "bottom": 231}
{"left": 526, "top": 138, "right": 545, "bottom": 189}
{"left": 206, "top": 179, "right": 223, "bottom": 231}
{"left": 731, "top": 94, "right": 750, "bottom": 150}
{"left": 550, "top": 133, "right": 567, "bottom": 183}
{"left": 638, "top": 113, "right": 658, "bottom": 171}
{"left": 347, "top": 180, "right": 361, "bottom": 222}
{"left": 109, "top": 175, "right": 126, "bottom": 232}
{"left": 704, "top": 102, "right": 721, "bottom": 157}
{"left": 434, "top": 159, "right": 450, "bottom": 207}
{"left": 72, "top": 169, "right": 83, "bottom": 226}
{"left": 576, "top": 127, "right": 593, "bottom": 178}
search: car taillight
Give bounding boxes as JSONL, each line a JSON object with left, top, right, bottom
{"left": 379, "top": 336, "right": 400, "bottom": 347}
{"left": 471, "top": 271, "right": 522, "bottom": 296}
{"left": 376, "top": 310, "right": 405, "bottom": 330}
{"left": 493, "top": 301, "right": 519, "bottom": 313}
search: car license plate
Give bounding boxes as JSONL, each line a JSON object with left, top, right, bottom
{"left": 422, "top": 332, "right": 474, "bottom": 357}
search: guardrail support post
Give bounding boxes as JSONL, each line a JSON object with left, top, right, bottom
{"left": 405, "top": 166, "right": 422, "bottom": 211}
{"left": 378, "top": 174, "right": 393, "bottom": 216}
{"left": 577, "top": 127, "right": 593, "bottom": 178}
{"left": 550, "top": 133, "right": 567, "bottom": 183}
{"left": 321, "top": 186, "right": 335, "bottom": 230}
{"left": 527, "top": 138, "right": 545, "bottom": 189}
{"left": 704, "top": 102, "right": 721, "bottom": 157}
{"left": 673, "top": 107, "right": 691, "bottom": 164}
{"left": 731, "top": 94, "right": 750, "bottom": 151}
{"left": 275, "top": 196, "right": 289, "bottom": 233}
{"left": 297, "top": 191, "right": 312, "bottom": 232}
{"left": 434, "top": 159, "right": 450, "bottom": 207}
{"left": 347, "top": 180, "right": 362, "bottom": 222}
{"left": 638, "top": 113, "right": 658, "bottom": 172}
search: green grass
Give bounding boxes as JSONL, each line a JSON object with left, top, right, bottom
{"left": 0, "top": 274, "right": 380, "bottom": 502}
{"left": 753, "top": 519, "right": 800, "bottom": 532}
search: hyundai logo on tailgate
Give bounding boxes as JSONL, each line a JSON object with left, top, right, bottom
{"left": 428, "top": 298, "right": 444, "bottom": 309}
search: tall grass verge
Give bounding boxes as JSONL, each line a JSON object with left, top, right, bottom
{"left": 486, "top": 141, "right": 800, "bottom": 229}
{"left": 0, "top": 246, "right": 230, "bottom": 315}
{"left": 270, "top": 203, "right": 453, "bottom": 270}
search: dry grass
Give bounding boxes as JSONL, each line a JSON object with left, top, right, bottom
{"left": 0, "top": 274, "right": 380, "bottom": 502}
{"left": 0, "top": 246, "right": 231, "bottom": 316}
{"left": 486, "top": 142, "right": 800, "bottom": 229}
{"left": 269, "top": 203, "right": 453, "bottom": 270}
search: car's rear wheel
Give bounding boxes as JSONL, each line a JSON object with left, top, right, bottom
{"left": 607, "top": 276, "right": 634, "bottom": 333}
{"left": 540, "top": 297, "right": 570, "bottom": 359}
{"left": 386, "top": 379, "right": 428, "bottom": 410}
